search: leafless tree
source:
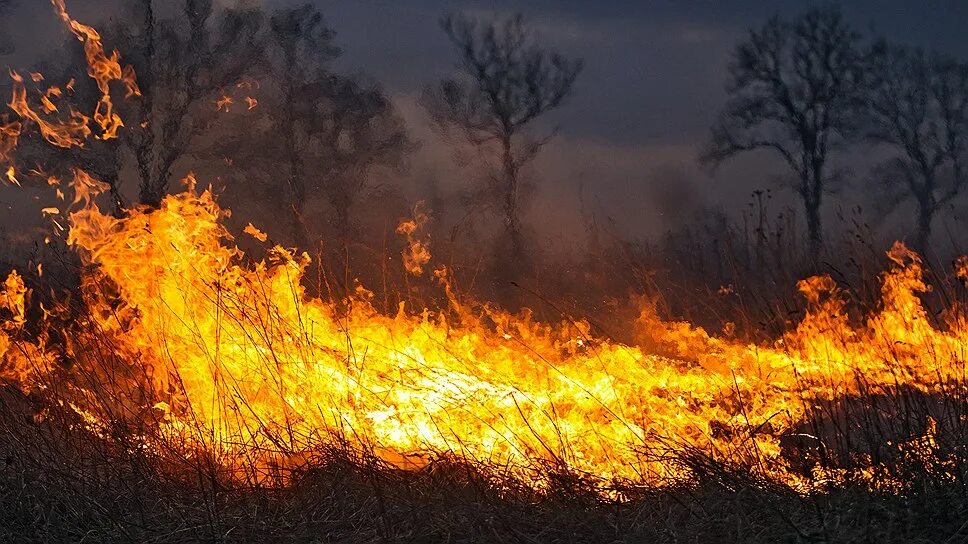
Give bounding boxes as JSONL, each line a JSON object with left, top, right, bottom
{"left": 864, "top": 42, "right": 968, "bottom": 251}
{"left": 265, "top": 4, "right": 338, "bottom": 248}
{"left": 118, "top": 0, "right": 263, "bottom": 207}
{"left": 218, "top": 4, "right": 410, "bottom": 249}
{"left": 307, "top": 75, "right": 412, "bottom": 242}
{"left": 0, "top": 0, "right": 261, "bottom": 213}
{"left": 701, "top": 6, "right": 864, "bottom": 260}
{"left": 24, "top": 1, "right": 263, "bottom": 209}
{"left": 423, "top": 13, "right": 582, "bottom": 261}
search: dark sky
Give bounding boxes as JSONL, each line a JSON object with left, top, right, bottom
{"left": 314, "top": 1, "right": 968, "bottom": 147}
{"left": 276, "top": 1, "right": 968, "bottom": 245}
{"left": 4, "top": 1, "right": 968, "bottom": 247}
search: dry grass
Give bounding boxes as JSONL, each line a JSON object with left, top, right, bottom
{"left": 2, "top": 382, "right": 968, "bottom": 544}
{"left": 6, "top": 203, "right": 968, "bottom": 543}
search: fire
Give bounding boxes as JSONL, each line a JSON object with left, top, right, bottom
{"left": 4, "top": 0, "right": 136, "bottom": 152}
{"left": 4, "top": 165, "right": 18, "bottom": 186}
{"left": 9, "top": 69, "right": 91, "bottom": 148}
{"left": 0, "top": 0, "right": 966, "bottom": 495}
{"left": 3, "top": 179, "right": 965, "bottom": 489}
{"left": 397, "top": 202, "right": 431, "bottom": 276}
{"left": 216, "top": 94, "right": 233, "bottom": 112}
{"left": 50, "top": 0, "right": 137, "bottom": 139}
{"left": 244, "top": 222, "right": 269, "bottom": 242}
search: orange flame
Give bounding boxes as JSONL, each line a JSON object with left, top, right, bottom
{"left": 9, "top": 70, "right": 92, "bottom": 148}
{"left": 49, "top": 0, "right": 137, "bottom": 140}
{"left": 397, "top": 202, "right": 431, "bottom": 275}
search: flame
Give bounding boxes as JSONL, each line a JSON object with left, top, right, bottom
{"left": 397, "top": 203, "right": 431, "bottom": 276}
{"left": 244, "top": 222, "right": 268, "bottom": 242}
{"left": 0, "top": 119, "right": 21, "bottom": 162}
{"left": 50, "top": 0, "right": 133, "bottom": 140}
{"left": 0, "top": 0, "right": 137, "bottom": 157}
{"left": 5, "top": 165, "right": 19, "bottom": 186}
{"left": 9, "top": 69, "right": 92, "bottom": 148}
{"left": 0, "top": 270, "right": 26, "bottom": 329}
{"left": 216, "top": 94, "right": 233, "bottom": 112}
{"left": 0, "top": 271, "right": 52, "bottom": 385}
{"left": 69, "top": 168, "right": 109, "bottom": 207}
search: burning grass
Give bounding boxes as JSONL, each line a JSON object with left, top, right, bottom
{"left": 7, "top": 183, "right": 968, "bottom": 541}
{"left": 6, "top": 184, "right": 968, "bottom": 502}
{"left": 4, "top": 181, "right": 967, "bottom": 490}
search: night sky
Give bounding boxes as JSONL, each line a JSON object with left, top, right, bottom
{"left": 4, "top": 1, "right": 968, "bottom": 246}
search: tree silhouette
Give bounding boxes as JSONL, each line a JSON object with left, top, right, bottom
{"left": 1, "top": 1, "right": 261, "bottom": 212}
{"left": 702, "top": 6, "right": 864, "bottom": 260}
{"left": 114, "top": 0, "right": 263, "bottom": 207}
{"left": 217, "top": 4, "right": 410, "bottom": 249}
{"left": 424, "top": 13, "right": 582, "bottom": 263}
{"left": 864, "top": 42, "right": 968, "bottom": 251}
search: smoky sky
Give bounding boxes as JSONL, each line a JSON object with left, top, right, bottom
{"left": 314, "top": 1, "right": 968, "bottom": 146}
{"left": 4, "top": 1, "right": 968, "bottom": 247}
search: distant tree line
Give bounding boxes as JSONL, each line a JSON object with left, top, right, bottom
{"left": 703, "top": 5, "right": 968, "bottom": 258}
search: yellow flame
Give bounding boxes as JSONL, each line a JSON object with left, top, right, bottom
{"left": 5, "top": 166, "right": 19, "bottom": 186}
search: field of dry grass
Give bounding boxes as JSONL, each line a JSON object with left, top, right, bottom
{"left": 4, "top": 191, "right": 968, "bottom": 543}
{"left": 3, "top": 377, "right": 968, "bottom": 543}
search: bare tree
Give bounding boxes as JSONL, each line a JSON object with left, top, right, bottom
{"left": 21, "top": 1, "right": 263, "bottom": 209}
{"left": 308, "top": 74, "right": 411, "bottom": 241}
{"left": 864, "top": 42, "right": 968, "bottom": 251}
{"left": 218, "top": 4, "right": 410, "bottom": 248}
{"left": 266, "top": 4, "right": 338, "bottom": 248}
{"left": 701, "top": 6, "right": 864, "bottom": 260}
{"left": 423, "top": 13, "right": 582, "bottom": 261}
{"left": 118, "top": 0, "right": 263, "bottom": 207}
{"left": 0, "top": 0, "right": 261, "bottom": 213}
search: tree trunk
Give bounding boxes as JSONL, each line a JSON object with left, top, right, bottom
{"left": 916, "top": 199, "right": 933, "bottom": 254}
{"left": 282, "top": 69, "right": 306, "bottom": 249}
{"left": 804, "top": 195, "right": 822, "bottom": 263}
{"left": 106, "top": 173, "right": 126, "bottom": 218}
{"left": 286, "top": 129, "right": 307, "bottom": 248}
{"left": 803, "top": 163, "right": 824, "bottom": 263}
{"left": 135, "top": 0, "right": 158, "bottom": 208}
{"left": 501, "top": 136, "right": 522, "bottom": 260}
{"left": 139, "top": 181, "right": 164, "bottom": 209}
{"left": 335, "top": 201, "right": 352, "bottom": 246}
{"left": 288, "top": 180, "right": 308, "bottom": 249}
